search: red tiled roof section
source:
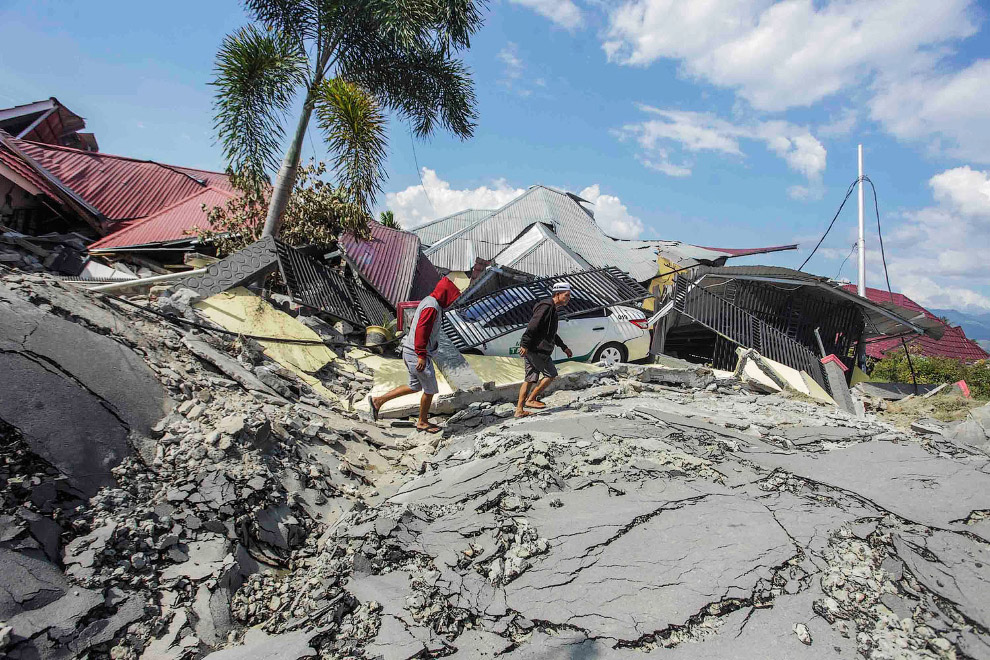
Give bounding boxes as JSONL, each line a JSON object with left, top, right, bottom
{"left": 15, "top": 140, "right": 233, "bottom": 222}
{"left": 88, "top": 187, "right": 234, "bottom": 250}
{"left": 843, "top": 285, "right": 989, "bottom": 361}
{"left": 340, "top": 222, "right": 439, "bottom": 308}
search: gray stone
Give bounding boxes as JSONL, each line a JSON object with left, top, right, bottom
{"left": 0, "top": 549, "right": 68, "bottom": 620}
{"left": 200, "top": 628, "right": 319, "bottom": 660}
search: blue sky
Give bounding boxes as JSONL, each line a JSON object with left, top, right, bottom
{"left": 1, "top": 0, "right": 989, "bottom": 310}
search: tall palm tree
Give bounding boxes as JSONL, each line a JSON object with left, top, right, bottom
{"left": 213, "top": 0, "right": 483, "bottom": 239}
{"left": 379, "top": 210, "right": 399, "bottom": 229}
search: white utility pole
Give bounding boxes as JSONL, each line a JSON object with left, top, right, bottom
{"left": 857, "top": 144, "right": 866, "bottom": 297}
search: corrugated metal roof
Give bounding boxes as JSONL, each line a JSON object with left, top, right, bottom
{"left": 842, "top": 285, "right": 989, "bottom": 361}
{"left": 493, "top": 223, "right": 590, "bottom": 277}
{"left": 88, "top": 187, "right": 233, "bottom": 250}
{"left": 0, "top": 141, "right": 63, "bottom": 201}
{"left": 340, "top": 221, "right": 431, "bottom": 308}
{"left": 413, "top": 209, "right": 491, "bottom": 246}
{"left": 425, "top": 186, "right": 659, "bottom": 280}
{"left": 15, "top": 139, "right": 233, "bottom": 221}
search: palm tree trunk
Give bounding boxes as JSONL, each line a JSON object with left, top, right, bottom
{"left": 261, "top": 97, "right": 315, "bottom": 238}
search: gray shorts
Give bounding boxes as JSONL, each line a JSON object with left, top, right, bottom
{"left": 524, "top": 351, "right": 558, "bottom": 383}
{"left": 403, "top": 350, "right": 439, "bottom": 395}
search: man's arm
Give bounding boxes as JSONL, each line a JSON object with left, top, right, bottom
{"left": 554, "top": 334, "right": 570, "bottom": 353}
{"left": 414, "top": 308, "right": 439, "bottom": 360}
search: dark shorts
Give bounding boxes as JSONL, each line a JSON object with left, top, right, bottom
{"left": 524, "top": 351, "right": 558, "bottom": 383}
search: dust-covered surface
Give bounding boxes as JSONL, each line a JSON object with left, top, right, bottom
{"left": 2, "top": 271, "right": 990, "bottom": 660}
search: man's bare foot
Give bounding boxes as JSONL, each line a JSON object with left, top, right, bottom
{"left": 524, "top": 400, "right": 546, "bottom": 409}
{"left": 416, "top": 423, "right": 442, "bottom": 434}
{"left": 514, "top": 409, "right": 533, "bottom": 418}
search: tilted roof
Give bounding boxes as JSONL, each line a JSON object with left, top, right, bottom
{"left": 842, "top": 285, "right": 989, "bottom": 361}
{"left": 493, "top": 223, "right": 591, "bottom": 277}
{"left": 88, "top": 187, "right": 234, "bottom": 251}
{"left": 15, "top": 139, "right": 233, "bottom": 222}
{"left": 424, "top": 186, "right": 659, "bottom": 280}
{"left": 413, "top": 209, "right": 491, "bottom": 246}
{"left": 340, "top": 221, "right": 440, "bottom": 308}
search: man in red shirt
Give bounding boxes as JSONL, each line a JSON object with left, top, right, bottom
{"left": 368, "top": 277, "right": 460, "bottom": 433}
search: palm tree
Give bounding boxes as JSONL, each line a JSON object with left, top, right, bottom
{"left": 213, "top": 0, "right": 483, "bottom": 239}
{"left": 379, "top": 210, "right": 399, "bottom": 229}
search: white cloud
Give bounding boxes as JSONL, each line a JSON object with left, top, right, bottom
{"left": 385, "top": 169, "right": 524, "bottom": 229}
{"left": 871, "top": 166, "right": 990, "bottom": 312}
{"left": 498, "top": 43, "right": 524, "bottom": 81}
{"left": 578, "top": 184, "right": 645, "bottom": 239}
{"left": 616, "top": 107, "right": 826, "bottom": 190}
{"left": 509, "top": 0, "right": 583, "bottom": 29}
{"left": 385, "top": 172, "right": 647, "bottom": 241}
{"left": 870, "top": 60, "right": 990, "bottom": 164}
{"left": 603, "top": 0, "right": 977, "bottom": 112}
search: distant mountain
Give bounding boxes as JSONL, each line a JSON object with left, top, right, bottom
{"left": 930, "top": 308, "right": 990, "bottom": 341}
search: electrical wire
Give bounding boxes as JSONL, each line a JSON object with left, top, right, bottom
{"left": 797, "top": 178, "right": 860, "bottom": 272}
{"left": 834, "top": 241, "right": 858, "bottom": 280}
{"left": 409, "top": 129, "right": 436, "bottom": 217}
{"left": 862, "top": 175, "right": 919, "bottom": 393}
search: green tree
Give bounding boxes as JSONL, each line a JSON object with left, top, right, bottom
{"left": 379, "top": 209, "right": 399, "bottom": 229}
{"left": 196, "top": 161, "right": 369, "bottom": 257}
{"left": 213, "top": 0, "right": 484, "bottom": 239}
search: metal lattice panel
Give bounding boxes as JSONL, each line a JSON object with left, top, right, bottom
{"left": 672, "top": 276, "right": 830, "bottom": 393}
{"left": 443, "top": 267, "right": 650, "bottom": 350}
{"left": 275, "top": 241, "right": 393, "bottom": 327}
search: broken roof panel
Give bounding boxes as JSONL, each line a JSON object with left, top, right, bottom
{"left": 339, "top": 222, "right": 437, "bottom": 308}
{"left": 15, "top": 140, "right": 233, "bottom": 222}
{"left": 694, "top": 266, "right": 942, "bottom": 339}
{"left": 842, "top": 285, "right": 989, "bottom": 361}
{"left": 87, "top": 187, "right": 234, "bottom": 251}
{"left": 413, "top": 209, "right": 491, "bottom": 246}
{"left": 425, "top": 186, "right": 659, "bottom": 281}
{"left": 493, "top": 223, "right": 591, "bottom": 276}
{"left": 0, "top": 141, "right": 63, "bottom": 201}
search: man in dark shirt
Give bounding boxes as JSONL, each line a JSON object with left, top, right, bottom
{"left": 515, "top": 282, "right": 573, "bottom": 417}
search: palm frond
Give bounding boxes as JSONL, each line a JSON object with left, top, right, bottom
{"left": 242, "top": 0, "right": 319, "bottom": 47}
{"left": 314, "top": 78, "right": 388, "bottom": 212}
{"left": 212, "top": 25, "right": 307, "bottom": 180}
{"left": 341, "top": 44, "right": 477, "bottom": 139}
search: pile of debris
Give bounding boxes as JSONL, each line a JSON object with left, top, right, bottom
{"left": 2, "top": 269, "right": 990, "bottom": 660}
{"left": 0, "top": 228, "right": 90, "bottom": 275}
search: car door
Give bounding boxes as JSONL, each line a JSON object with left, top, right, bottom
{"left": 555, "top": 306, "right": 608, "bottom": 362}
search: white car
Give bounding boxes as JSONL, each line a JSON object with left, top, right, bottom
{"left": 456, "top": 300, "right": 651, "bottom": 366}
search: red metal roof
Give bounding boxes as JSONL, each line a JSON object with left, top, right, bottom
{"left": 693, "top": 243, "right": 799, "bottom": 258}
{"left": 843, "top": 285, "right": 989, "bottom": 361}
{"left": 88, "top": 187, "right": 234, "bottom": 250}
{"left": 340, "top": 222, "right": 439, "bottom": 308}
{"left": 0, "top": 141, "right": 63, "bottom": 202}
{"left": 15, "top": 140, "right": 233, "bottom": 222}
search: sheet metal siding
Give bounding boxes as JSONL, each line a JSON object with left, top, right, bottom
{"left": 414, "top": 209, "right": 491, "bottom": 246}
{"left": 275, "top": 242, "right": 365, "bottom": 326}
{"left": 16, "top": 140, "right": 232, "bottom": 221}
{"left": 340, "top": 222, "right": 423, "bottom": 308}
{"left": 88, "top": 188, "right": 233, "bottom": 249}
{"left": 501, "top": 237, "right": 589, "bottom": 277}
{"left": 410, "top": 254, "right": 442, "bottom": 301}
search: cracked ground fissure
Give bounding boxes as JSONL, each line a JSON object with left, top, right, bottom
{"left": 3, "top": 273, "right": 990, "bottom": 660}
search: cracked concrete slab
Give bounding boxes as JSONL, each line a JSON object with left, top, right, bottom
{"left": 745, "top": 441, "right": 990, "bottom": 538}
{"left": 505, "top": 481, "right": 795, "bottom": 640}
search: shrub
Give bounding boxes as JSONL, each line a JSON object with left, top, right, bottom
{"left": 869, "top": 348, "right": 990, "bottom": 400}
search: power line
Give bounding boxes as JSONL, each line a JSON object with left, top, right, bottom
{"left": 834, "top": 241, "right": 858, "bottom": 280}
{"left": 798, "top": 177, "right": 860, "bottom": 272}
{"left": 408, "top": 129, "right": 436, "bottom": 217}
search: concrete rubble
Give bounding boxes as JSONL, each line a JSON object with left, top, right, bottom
{"left": 1, "top": 270, "right": 990, "bottom": 660}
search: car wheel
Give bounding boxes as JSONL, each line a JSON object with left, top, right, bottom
{"left": 593, "top": 342, "right": 627, "bottom": 366}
